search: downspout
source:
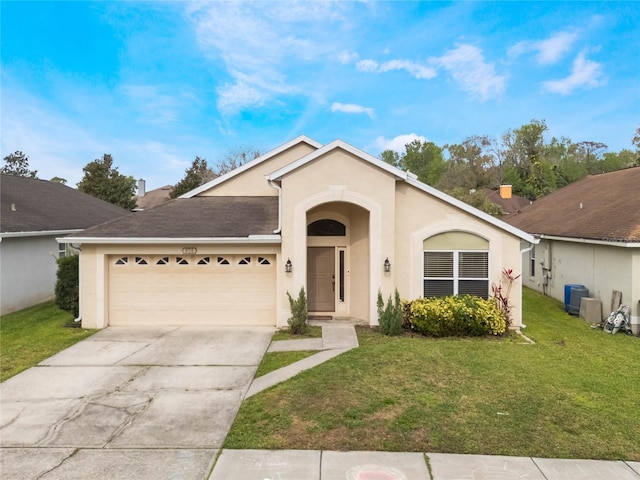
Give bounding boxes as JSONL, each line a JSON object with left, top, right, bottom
{"left": 518, "top": 241, "right": 536, "bottom": 329}
{"left": 268, "top": 179, "right": 282, "bottom": 234}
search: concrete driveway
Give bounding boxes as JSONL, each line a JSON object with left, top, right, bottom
{"left": 0, "top": 326, "right": 273, "bottom": 480}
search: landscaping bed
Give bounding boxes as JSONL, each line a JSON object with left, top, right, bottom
{"left": 226, "top": 288, "right": 639, "bottom": 460}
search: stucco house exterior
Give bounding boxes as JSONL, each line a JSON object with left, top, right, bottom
{"left": 1, "top": 174, "right": 129, "bottom": 314}
{"left": 505, "top": 167, "right": 640, "bottom": 334}
{"left": 67, "top": 136, "right": 536, "bottom": 330}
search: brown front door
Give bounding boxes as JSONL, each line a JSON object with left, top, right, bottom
{"left": 307, "top": 247, "right": 335, "bottom": 312}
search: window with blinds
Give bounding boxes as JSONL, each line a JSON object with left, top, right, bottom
{"left": 423, "top": 250, "right": 489, "bottom": 299}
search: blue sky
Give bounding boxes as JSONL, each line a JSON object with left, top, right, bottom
{"left": 2, "top": 1, "right": 639, "bottom": 189}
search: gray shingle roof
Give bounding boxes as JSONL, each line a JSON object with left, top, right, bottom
{"left": 1, "top": 174, "right": 130, "bottom": 234}
{"left": 69, "top": 196, "right": 279, "bottom": 238}
{"left": 505, "top": 167, "right": 640, "bottom": 242}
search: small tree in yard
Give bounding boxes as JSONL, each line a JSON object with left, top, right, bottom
{"left": 287, "top": 287, "right": 308, "bottom": 334}
{"left": 377, "top": 288, "right": 403, "bottom": 335}
{"left": 55, "top": 255, "right": 79, "bottom": 318}
{"left": 492, "top": 268, "right": 521, "bottom": 329}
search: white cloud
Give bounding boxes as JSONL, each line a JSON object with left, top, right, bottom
{"left": 356, "top": 59, "right": 379, "bottom": 72}
{"left": 509, "top": 30, "right": 578, "bottom": 65}
{"left": 356, "top": 58, "right": 436, "bottom": 79}
{"left": 378, "top": 59, "right": 437, "bottom": 80}
{"left": 119, "top": 84, "right": 196, "bottom": 124}
{"left": 375, "top": 133, "right": 428, "bottom": 152}
{"left": 185, "top": 2, "right": 346, "bottom": 115}
{"left": 542, "top": 51, "right": 605, "bottom": 94}
{"left": 337, "top": 50, "right": 359, "bottom": 65}
{"left": 331, "top": 102, "right": 374, "bottom": 119}
{"left": 434, "top": 44, "right": 507, "bottom": 100}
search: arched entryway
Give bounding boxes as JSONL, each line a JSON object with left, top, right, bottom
{"left": 306, "top": 202, "right": 370, "bottom": 320}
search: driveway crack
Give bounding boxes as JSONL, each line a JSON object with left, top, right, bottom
{"left": 35, "top": 448, "right": 79, "bottom": 479}
{"left": 103, "top": 395, "right": 154, "bottom": 447}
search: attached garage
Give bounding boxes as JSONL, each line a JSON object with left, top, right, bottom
{"left": 108, "top": 253, "right": 276, "bottom": 326}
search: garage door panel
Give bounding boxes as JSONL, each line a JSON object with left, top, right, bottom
{"left": 108, "top": 255, "right": 275, "bottom": 326}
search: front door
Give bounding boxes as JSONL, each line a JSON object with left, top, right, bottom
{"left": 307, "top": 247, "right": 335, "bottom": 312}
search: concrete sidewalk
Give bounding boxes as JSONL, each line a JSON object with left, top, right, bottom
{"left": 210, "top": 449, "right": 640, "bottom": 480}
{"left": 246, "top": 324, "right": 359, "bottom": 398}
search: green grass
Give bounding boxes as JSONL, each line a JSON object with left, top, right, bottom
{"left": 1, "top": 301, "right": 96, "bottom": 381}
{"left": 225, "top": 288, "right": 639, "bottom": 460}
{"left": 272, "top": 325, "right": 322, "bottom": 341}
{"left": 256, "top": 351, "right": 319, "bottom": 377}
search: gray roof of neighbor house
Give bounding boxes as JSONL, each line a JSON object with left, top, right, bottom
{"left": 134, "top": 185, "right": 173, "bottom": 210}
{"left": 505, "top": 166, "right": 640, "bottom": 242}
{"left": 1, "top": 174, "right": 130, "bottom": 234}
{"left": 67, "top": 196, "right": 279, "bottom": 239}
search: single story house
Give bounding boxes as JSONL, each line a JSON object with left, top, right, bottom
{"left": 1, "top": 174, "right": 129, "bottom": 315}
{"left": 505, "top": 167, "right": 640, "bottom": 334}
{"left": 66, "top": 136, "right": 537, "bottom": 329}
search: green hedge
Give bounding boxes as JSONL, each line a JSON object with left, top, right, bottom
{"left": 408, "top": 295, "right": 506, "bottom": 337}
{"left": 55, "top": 254, "right": 79, "bottom": 318}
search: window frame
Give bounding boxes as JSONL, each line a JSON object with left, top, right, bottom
{"left": 423, "top": 249, "right": 490, "bottom": 299}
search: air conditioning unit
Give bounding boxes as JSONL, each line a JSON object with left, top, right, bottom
{"left": 568, "top": 286, "right": 589, "bottom": 316}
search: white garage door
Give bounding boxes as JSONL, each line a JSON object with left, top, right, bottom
{"left": 108, "top": 254, "right": 276, "bottom": 326}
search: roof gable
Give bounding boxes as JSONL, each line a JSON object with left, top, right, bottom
{"left": 181, "top": 135, "right": 322, "bottom": 198}
{"left": 266, "top": 140, "right": 536, "bottom": 244}
{"left": 1, "top": 174, "right": 130, "bottom": 235}
{"left": 505, "top": 167, "right": 640, "bottom": 242}
{"left": 266, "top": 139, "right": 413, "bottom": 181}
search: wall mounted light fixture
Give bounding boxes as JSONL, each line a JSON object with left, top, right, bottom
{"left": 285, "top": 258, "right": 293, "bottom": 273}
{"left": 384, "top": 257, "right": 391, "bottom": 273}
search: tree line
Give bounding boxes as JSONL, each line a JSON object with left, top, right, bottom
{"left": 0, "top": 147, "right": 261, "bottom": 210}
{"left": 380, "top": 120, "right": 639, "bottom": 213}
{"left": 2, "top": 122, "right": 638, "bottom": 214}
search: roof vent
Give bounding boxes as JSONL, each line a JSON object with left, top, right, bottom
{"left": 11, "top": 203, "right": 16, "bottom": 212}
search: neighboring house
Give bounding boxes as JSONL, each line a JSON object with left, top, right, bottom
{"left": 68, "top": 136, "right": 536, "bottom": 329}
{"left": 0, "top": 175, "right": 130, "bottom": 315}
{"left": 133, "top": 179, "right": 173, "bottom": 211}
{"left": 505, "top": 167, "right": 640, "bottom": 334}
{"left": 483, "top": 185, "right": 532, "bottom": 216}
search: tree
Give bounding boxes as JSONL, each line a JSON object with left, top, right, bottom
{"left": 214, "top": 146, "right": 262, "bottom": 176}
{"left": 77, "top": 154, "right": 137, "bottom": 210}
{"left": 170, "top": 156, "right": 215, "bottom": 199}
{"left": 438, "top": 135, "right": 497, "bottom": 191}
{"left": 399, "top": 140, "right": 446, "bottom": 186}
{"left": 1, "top": 151, "right": 37, "bottom": 177}
{"left": 632, "top": 126, "right": 640, "bottom": 165}
{"left": 379, "top": 149, "right": 400, "bottom": 168}
{"left": 50, "top": 176, "right": 67, "bottom": 185}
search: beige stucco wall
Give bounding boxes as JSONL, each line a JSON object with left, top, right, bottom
{"left": 79, "top": 243, "right": 281, "bottom": 329}
{"left": 394, "top": 182, "right": 526, "bottom": 327}
{"left": 523, "top": 239, "right": 640, "bottom": 334}
{"left": 199, "top": 142, "right": 317, "bottom": 197}
{"left": 278, "top": 148, "right": 396, "bottom": 325}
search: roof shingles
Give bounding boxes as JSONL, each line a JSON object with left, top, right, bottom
{"left": 1, "top": 175, "right": 129, "bottom": 234}
{"left": 505, "top": 167, "right": 640, "bottom": 242}
{"left": 69, "top": 196, "right": 279, "bottom": 238}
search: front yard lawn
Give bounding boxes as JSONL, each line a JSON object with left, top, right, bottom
{"left": 1, "top": 301, "right": 95, "bottom": 382}
{"left": 226, "top": 288, "right": 639, "bottom": 460}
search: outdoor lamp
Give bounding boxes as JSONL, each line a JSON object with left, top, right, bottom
{"left": 384, "top": 257, "right": 391, "bottom": 273}
{"left": 285, "top": 258, "right": 292, "bottom": 273}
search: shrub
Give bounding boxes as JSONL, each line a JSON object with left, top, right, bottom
{"left": 377, "top": 288, "right": 403, "bottom": 336}
{"left": 55, "top": 254, "right": 79, "bottom": 318}
{"left": 287, "top": 287, "right": 308, "bottom": 335}
{"left": 409, "top": 295, "right": 506, "bottom": 337}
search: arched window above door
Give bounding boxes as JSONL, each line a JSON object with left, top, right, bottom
{"left": 307, "top": 219, "right": 346, "bottom": 236}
